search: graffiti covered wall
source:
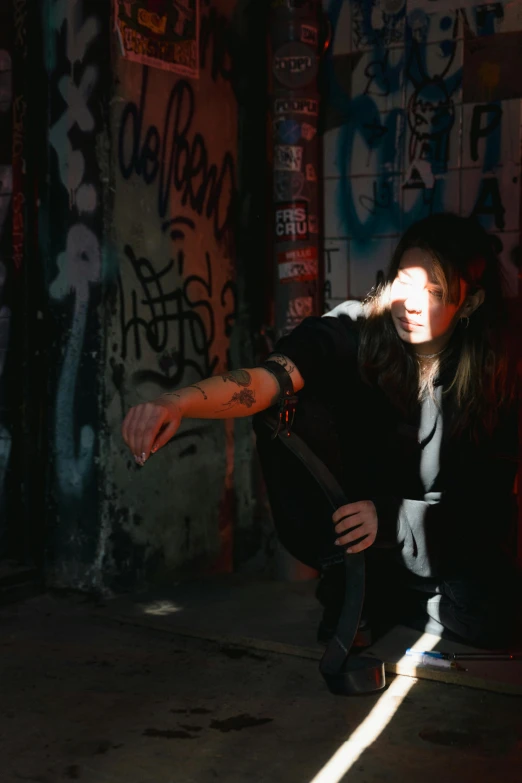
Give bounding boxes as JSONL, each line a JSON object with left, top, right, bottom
{"left": 103, "top": 0, "right": 250, "bottom": 588}
{"left": 323, "top": 0, "right": 522, "bottom": 309}
{"left": 42, "top": 0, "right": 109, "bottom": 587}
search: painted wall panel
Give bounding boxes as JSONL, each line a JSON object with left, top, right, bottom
{"left": 42, "top": 0, "right": 108, "bottom": 588}
{"left": 103, "top": 0, "right": 242, "bottom": 588}
{"left": 323, "top": 0, "right": 522, "bottom": 310}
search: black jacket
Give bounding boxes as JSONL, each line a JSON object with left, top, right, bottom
{"left": 276, "top": 302, "right": 519, "bottom": 581}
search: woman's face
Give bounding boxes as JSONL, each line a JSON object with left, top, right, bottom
{"left": 390, "top": 247, "right": 466, "bottom": 352}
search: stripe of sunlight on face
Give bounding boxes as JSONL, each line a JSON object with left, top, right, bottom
{"left": 308, "top": 632, "right": 439, "bottom": 783}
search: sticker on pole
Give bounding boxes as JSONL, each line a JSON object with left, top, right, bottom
{"left": 273, "top": 171, "right": 305, "bottom": 201}
{"left": 285, "top": 296, "right": 314, "bottom": 332}
{"left": 273, "top": 41, "right": 318, "bottom": 89}
{"left": 278, "top": 247, "right": 318, "bottom": 283}
{"left": 275, "top": 201, "right": 309, "bottom": 242}
{"left": 274, "top": 118, "right": 302, "bottom": 145}
{"left": 274, "top": 97, "right": 319, "bottom": 116}
{"left": 300, "top": 24, "right": 318, "bottom": 47}
{"left": 274, "top": 145, "right": 303, "bottom": 172}
{"left": 305, "top": 164, "right": 317, "bottom": 182}
{"left": 301, "top": 122, "right": 317, "bottom": 142}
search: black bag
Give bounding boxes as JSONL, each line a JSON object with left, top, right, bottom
{"left": 253, "top": 390, "right": 385, "bottom": 695}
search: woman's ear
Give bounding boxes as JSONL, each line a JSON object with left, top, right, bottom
{"left": 463, "top": 288, "right": 485, "bottom": 316}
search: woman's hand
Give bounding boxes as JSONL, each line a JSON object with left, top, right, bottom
{"left": 122, "top": 397, "right": 183, "bottom": 466}
{"left": 332, "top": 501, "right": 378, "bottom": 554}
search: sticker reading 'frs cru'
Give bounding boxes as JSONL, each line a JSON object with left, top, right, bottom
{"left": 278, "top": 246, "right": 318, "bottom": 283}
{"left": 275, "top": 202, "right": 309, "bottom": 242}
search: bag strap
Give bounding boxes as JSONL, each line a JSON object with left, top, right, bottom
{"left": 260, "top": 359, "right": 299, "bottom": 439}
{"left": 258, "top": 412, "right": 384, "bottom": 694}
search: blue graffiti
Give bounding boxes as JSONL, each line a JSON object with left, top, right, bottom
{"left": 326, "top": 0, "right": 506, "bottom": 248}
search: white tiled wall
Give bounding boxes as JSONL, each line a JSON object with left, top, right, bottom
{"left": 323, "top": 0, "right": 522, "bottom": 308}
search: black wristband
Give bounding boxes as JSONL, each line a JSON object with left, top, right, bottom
{"left": 261, "top": 360, "right": 295, "bottom": 399}
{"left": 260, "top": 360, "right": 298, "bottom": 438}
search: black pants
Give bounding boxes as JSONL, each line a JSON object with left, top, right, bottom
{"left": 261, "top": 448, "right": 521, "bottom": 648}
{"left": 363, "top": 548, "right": 521, "bottom": 649}
{"left": 255, "top": 407, "right": 521, "bottom": 649}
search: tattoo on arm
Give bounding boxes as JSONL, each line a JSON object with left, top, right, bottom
{"left": 189, "top": 385, "right": 208, "bottom": 400}
{"left": 268, "top": 353, "right": 295, "bottom": 374}
{"left": 216, "top": 389, "right": 256, "bottom": 412}
{"left": 163, "top": 392, "right": 181, "bottom": 400}
{"left": 221, "top": 369, "right": 252, "bottom": 387}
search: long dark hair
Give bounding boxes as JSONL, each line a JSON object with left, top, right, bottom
{"left": 359, "top": 213, "right": 516, "bottom": 437}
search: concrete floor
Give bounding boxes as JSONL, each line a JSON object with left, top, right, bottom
{"left": 1, "top": 589, "right": 521, "bottom": 783}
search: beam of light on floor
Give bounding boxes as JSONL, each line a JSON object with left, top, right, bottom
{"left": 141, "top": 600, "right": 184, "bottom": 616}
{"left": 308, "top": 632, "right": 437, "bottom": 783}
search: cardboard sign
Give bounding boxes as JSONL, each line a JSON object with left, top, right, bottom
{"left": 114, "top": 0, "right": 199, "bottom": 78}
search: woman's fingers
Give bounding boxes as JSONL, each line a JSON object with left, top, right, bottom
{"left": 336, "top": 522, "right": 365, "bottom": 546}
{"left": 345, "top": 537, "right": 373, "bottom": 554}
{"left": 122, "top": 400, "right": 183, "bottom": 465}
{"left": 335, "top": 523, "right": 374, "bottom": 552}
{"left": 151, "top": 418, "right": 181, "bottom": 454}
{"left": 332, "top": 503, "right": 360, "bottom": 525}
{"left": 136, "top": 407, "right": 165, "bottom": 462}
{"left": 333, "top": 501, "right": 378, "bottom": 553}
{"left": 334, "top": 509, "right": 363, "bottom": 536}
{"left": 125, "top": 406, "right": 149, "bottom": 461}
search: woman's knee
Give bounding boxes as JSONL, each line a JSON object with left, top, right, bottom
{"left": 441, "top": 580, "right": 520, "bottom": 648}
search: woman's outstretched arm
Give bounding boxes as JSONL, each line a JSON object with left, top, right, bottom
{"left": 121, "top": 356, "right": 305, "bottom": 464}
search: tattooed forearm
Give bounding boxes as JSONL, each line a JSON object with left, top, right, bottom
{"left": 162, "top": 392, "right": 181, "bottom": 400}
{"left": 221, "top": 369, "right": 252, "bottom": 387}
{"left": 216, "top": 389, "right": 256, "bottom": 412}
{"left": 268, "top": 353, "right": 295, "bottom": 374}
{"left": 189, "top": 385, "right": 208, "bottom": 400}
